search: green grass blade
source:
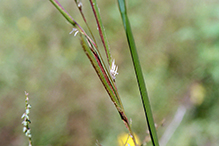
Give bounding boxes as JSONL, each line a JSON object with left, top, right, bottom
{"left": 117, "top": 0, "right": 159, "bottom": 145}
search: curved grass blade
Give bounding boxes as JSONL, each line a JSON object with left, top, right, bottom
{"left": 117, "top": 0, "right": 159, "bottom": 145}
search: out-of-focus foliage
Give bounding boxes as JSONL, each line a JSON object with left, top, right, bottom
{"left": 0, "top": 0, "right": 219, "bottom": 146}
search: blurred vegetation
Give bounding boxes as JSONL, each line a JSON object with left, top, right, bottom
{"left": 1, "top": 0, "right": 219, "bottom": 146}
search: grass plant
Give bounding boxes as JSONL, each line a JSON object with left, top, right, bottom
{"left": 49, "top": 0, "right": 159, "bottom": 145}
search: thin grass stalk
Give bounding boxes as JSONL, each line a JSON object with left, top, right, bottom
{"left": 49, "top": 0, "right": 97, "bottom": 48}
{"left": 117, "top": 0, "right": 159, "bottom": 145}
{"left": 74, "top": 0, "right": 98, "bottom": 46}
{"left": 89, "top": 0, "right": 112, "bottom": 66}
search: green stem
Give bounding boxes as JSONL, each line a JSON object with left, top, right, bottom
{"left": 89, "top": 0, "right": 112, "bottom": 66}
{"left": 49, "top": 0, "right": 97, "bottom": 48}
{"left": 74, "top": 0, "right": 98, "bottom": 46}
{"left": 117, "top": 0, "right": 159, "bottom": 145}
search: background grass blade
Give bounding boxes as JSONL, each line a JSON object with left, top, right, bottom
{"left": 117, "top": 0, "right": 159, "bottom": 145}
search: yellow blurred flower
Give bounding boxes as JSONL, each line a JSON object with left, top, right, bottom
{"left": 118, "top": 133, "right": 141, "bottom": 146}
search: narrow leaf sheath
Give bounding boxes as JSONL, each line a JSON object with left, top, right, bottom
{"left": 80, "top": 34, "right": 123, "bottom": 110}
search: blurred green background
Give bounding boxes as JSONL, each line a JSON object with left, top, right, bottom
{"left": 1, "top": 0, "right": 219, "bottom": 145}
